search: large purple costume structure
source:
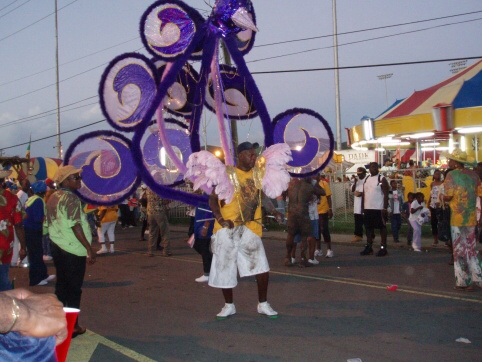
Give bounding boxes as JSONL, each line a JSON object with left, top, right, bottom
{"left": 66, "top": 0, "right": 335, "bottom": 206}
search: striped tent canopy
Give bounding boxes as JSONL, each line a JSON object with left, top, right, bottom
{"left": 8, "top": 157, "right": 62, "bottom": 182}
{"left": 376, "top": 59, "right": 482, "bottom": 122}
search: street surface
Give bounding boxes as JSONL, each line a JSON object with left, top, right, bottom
{"left": 14, "top": 225, "right": 482, "bottom": 361}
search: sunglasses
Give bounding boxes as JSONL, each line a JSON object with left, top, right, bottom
{"left": 68, "top": 175, "right": 82, "bottom": 181}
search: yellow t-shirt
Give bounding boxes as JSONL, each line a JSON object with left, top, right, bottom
{"left": 317, "top": 179, "right": 332, "bottom": 214}
{"left": 98, "top": 205, "right": 119, "bottom": 223}
{"left": 213, "top": 168, "right": 262, "bottom": 236}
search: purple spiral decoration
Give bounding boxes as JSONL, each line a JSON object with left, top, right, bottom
{"left": 140, "top": 0, "right": 205, "bottom": 61}
{"left": 273, "top": 108, "right": 334, "bottom": 177}
{"left": 99, "top": 53, "right": 158, "bottom": 132}
{"left": 204, "top": 64, "right": 258, "bottom": 120}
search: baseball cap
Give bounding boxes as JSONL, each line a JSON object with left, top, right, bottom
{"left": 356, "top": 167, "right": 367, "bottom": 174}
{"left": 237, "top": 141, "right": 259, "bottom": 154}
{"left": 31, "top": 180, "right": 47, "bottom": 194}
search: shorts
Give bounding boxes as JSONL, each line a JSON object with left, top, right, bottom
{"left": 208, "top": 226, "right": 270, "bottom": 289}
{"left": 286, "top": 214, "right": 312, "bottom": 238}
{"left": 364, "top": 209, "right": 386, "bottom": 230}
{"left": 294, "top": 219, "right": 319, "bottom": 242}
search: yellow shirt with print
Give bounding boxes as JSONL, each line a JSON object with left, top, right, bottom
{"left": 213, "top": 168, "right": 262, "bottom": 237}
{"left": 98, "top": 205, "right": 119, "bottom": 223}
{"left": 317, "top": 179, "right": 332, "bottom": 214}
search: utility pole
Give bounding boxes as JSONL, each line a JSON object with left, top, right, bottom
{"left": 332, "top": 0, "right": 341, "bottom": 151}
{"left": 377, "top": 73, "right": 393, "bottom": 109}
{"left": 54, "top": 0, "right": 62, "bottom": 159}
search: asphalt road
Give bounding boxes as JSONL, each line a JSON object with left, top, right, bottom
{"left": 15, "top": 225, "right": 482, "bottom": 362}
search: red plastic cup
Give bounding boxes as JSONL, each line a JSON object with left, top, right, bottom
{"left": 387, "top": 285, "right": 398, "bottom": 291}
{"left": 55, "top": 307, "right": 80, "bottom": 362}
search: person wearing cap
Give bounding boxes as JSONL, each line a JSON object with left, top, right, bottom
{"left": 46, "top": 165, "right": 96, "bottom": 337}
{"left": 0, "top": 169, "right": 27, "bottom": 291}
{"left": 208, "top": 141, "right": 284, "bottom": 319}
{"left": 441, "top": 150, "right": 482, "bottom": 291}
{"left": 23, "top": 181, "right": 55, "bottom": 286}
{"left": 360, "top": 162, "right": 390, "bottom": 257}
{"left": 351, "top": 167, "right": 367, "bottom": 242}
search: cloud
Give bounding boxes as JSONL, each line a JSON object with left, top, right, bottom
{"left": 27, "top": 106, "right": 42, "bottom": 117}
{"left": 0, "top": 112, "right": 16, "bottom": 122}
{"left": 80, "top": 104, "right": 101, "bottom": 121}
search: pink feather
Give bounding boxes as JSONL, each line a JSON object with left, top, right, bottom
{"left": 185, "top": 151, "right": 234, "bottom": 203}
{"left": 261, "top": 143, "right": 292, "bottom": 198}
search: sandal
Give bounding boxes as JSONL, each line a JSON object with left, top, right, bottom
{"left": 454, "top": 286, "right": 475, "bottom": 292}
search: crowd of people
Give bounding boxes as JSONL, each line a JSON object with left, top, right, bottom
{"left": 0, "top": 147, "right": 481, "bottom": 358}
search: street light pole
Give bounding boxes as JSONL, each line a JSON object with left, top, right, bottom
{"left": 377, "top": 73, "right": 392, "bottom": 109}
{"left": 332, "top": 0, "right": 342, "bottom": 151}
{"left": 54, "top": 0, "right": 62, "bottom": 159}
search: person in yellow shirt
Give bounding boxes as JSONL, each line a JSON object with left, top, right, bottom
{"left": 209, "top": 142, "right": 284, "bottom": 320}
{"left": 315, "top": 172, "right": 334, "bottom": 258}
{"left": 95, "top": 205, "right": 119, "bottom": 254}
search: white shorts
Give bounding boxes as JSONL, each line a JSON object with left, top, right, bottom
{"left": 208, "top": 226, "right": 270, "bottom": 289}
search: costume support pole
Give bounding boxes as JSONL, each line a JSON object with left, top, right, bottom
{"left": 54, "top": 0, "right": 62, "bottom": 159}
{"left": 332, "top": 0, "right": 341, "bottom": 151}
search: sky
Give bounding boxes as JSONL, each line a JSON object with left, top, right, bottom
{"left": 0, "top": 0, "right": 481, "bottom": 160}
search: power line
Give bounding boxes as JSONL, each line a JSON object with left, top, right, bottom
{"left": 1, "top": 119, "right": 106, "bottom": 151}
{"left": 1, "top": 54, "right": 480, "bottom": 130}
{"left": 0, "top": 0, "right": 32, "bottom": 20}
{"left": 0, "top": 37, "right": 140, "bottom": 87}
{"left": 1, "top": 9, "right": 480, "bottom": 88}
{"left": 1, "top": 15, "right": 479, "bottom": 105}
{"left": 1, "top": 99, "right": 98, "bottom": 127}
{"left": 251, "top": 56, "right": 482, "bottom": 74}
{"left": 255, "top": 9, "right": 482, "bottom": 48}
{"left": 2, "top": 55, "right": 480, "bottom": 152}
{"left": 247, "top": 17, "right": 482, "bottom": 64}
{"left": 0, "top": 0, "right": 79, "bottom": 44}
{"left": 0, "top": 0, "right": 20, "bottom": 13}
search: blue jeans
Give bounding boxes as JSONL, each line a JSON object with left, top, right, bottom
{"left": 0, "top": 332, "right": 56, "bottom": 362}
{"left": 42, "top": 235, "right": 52, "bottom": 257}
{"left": 0, "top": 263, "right": 12, "bottom": 292}
{"left": 390, "top": 214, "right": 401, "bottom": 241}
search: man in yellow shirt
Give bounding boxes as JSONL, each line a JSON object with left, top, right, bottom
{"left": 315, "top": 172, "right": 334, "bottom": 258}
{"left": 209, "top": 142, "right": 284, "bottom": 320}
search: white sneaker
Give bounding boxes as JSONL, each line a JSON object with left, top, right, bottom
{"left": 325, "top": 249, "right": 334, "bottom": 258}
{"left": 217, "top": 303, "right": 236, "bottom": 319}
{"left": 308, "top": 258, "right": 319, "bottom": 265}
{"left": 291, "top": 257, "right": 296, "bottom": 264}
{"left": 314, "top": 249, "right": 323, "bottom": 257}
{"left": 109, "top": 245, "right": 115, "bottom": 253}
{"left": 97, "top": 248, "right": 108, "bottom": 255}
{"left": 195, "top": 275, "right": 209, "bottom": 283}
{"left": 257, "top": 302, "right": 278, "bottom": 317}
{"left": 36, "top": 280, "right": 48, "bottom": 286}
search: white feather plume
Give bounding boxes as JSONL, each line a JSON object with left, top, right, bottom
{"left": 184, "top": 151, "right": 234, "bottom": 203}
{"left": 261, "top": 143, "right": 292, "bottom": 198}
